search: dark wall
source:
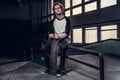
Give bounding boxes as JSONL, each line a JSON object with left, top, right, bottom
{"left": 0, "top": 0, "right": 30, "bottom": 20}
{"left": 0, "top": 0, "right": 31, "bottom": 57}
{"left": 0, "top": 0, "right": 46, "bottom": 58}
{"left": 0, "top": 20, "right": 30, "bottom": 56}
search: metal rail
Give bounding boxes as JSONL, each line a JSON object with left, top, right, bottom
{"left": 67, "top": 45, "right": 104, "bottom": 80}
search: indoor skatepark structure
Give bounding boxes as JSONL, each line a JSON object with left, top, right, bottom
{"left": 0, "top": 39, "right": 120, "bottom": 80}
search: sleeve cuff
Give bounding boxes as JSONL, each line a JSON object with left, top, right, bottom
{"left": 59, "top": 33, "right": 67, "bottom": 38}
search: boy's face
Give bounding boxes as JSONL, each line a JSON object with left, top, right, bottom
{"left": 54, "top": 5, "right": 63, "bottom": 15}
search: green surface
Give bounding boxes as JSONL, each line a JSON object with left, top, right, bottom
{"left": 67, "top": 39, "right": 120, "bottom": 56}
{"left": 34, "top": 39, "right": 120, "bottom": 65}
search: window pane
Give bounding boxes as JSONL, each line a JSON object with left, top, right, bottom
{"left": 73, "top": 7, "right": 82, "bottom": 15}
{"left": 101, "top": 0, "right": 117, "bottom": 8}
{"left": 72, "top": 0, "right": 82, "bottom": 6}
{"left": 85, "top": 2, "right": 97, "bottom": 12}
{"left": 51, "top": 0, "right": 53, "bottom": 13}
{"left": 51, "top": 15, "right": 54, "bottom": 19}
{"left": 85, "top": 27, "right": 97, "bottom": 43}
{"left": 101, "top": 25, "right": 117, "bottom": 30}
{"left": 48, "top": 16, "right": 51, "bottom": 21}
{"left": 65, "top": 10, "right": 70, "bottom": 17}
{"left": 101, "top": 25, "right": 117, "bottom": 40}
{"left": 85, "top": 0, "right": 91, "bottom": 2}
{"left": 101, "top": 30, "right": 117, "bottom": 40}
{"left": 42, "top": 18, "right": 47, "bottom": 23}
{"left": 65, "top": 0, "right": 70, "bottom": 8}
{"left": 73, "top": 28, "right": 82, "bottom": 43}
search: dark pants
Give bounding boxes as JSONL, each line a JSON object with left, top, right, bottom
{"left": 42, "top": 38, "right": 68, "bottom": 75}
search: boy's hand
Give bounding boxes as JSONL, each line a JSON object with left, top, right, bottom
{"left": 54, "top": 34, "right": 59, "bottom": 39}
{"left": 49, "top": 33, "right": 54, "bottom": 38}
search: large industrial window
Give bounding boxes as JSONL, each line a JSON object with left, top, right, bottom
{"left": 41, "top": 0, "right": 53, "bottom": 23}
{"left": 101, "top": 25, "right": 117, "bottom": 40}
{"left": 41, "top": 0, "right": 118, "bottom": 23}
{"left": 65, "top": 0, "right": 83, "bottom": 16}
{"left": 64, "top": 0, "right": 118, "bottom": 16}
{"left": 65, "top": 0, "right": 98, "bottom": 16}
{"left": 101, "top": 0, "right": 117, "bottom": 8}
{"left": 85, "top": 27, "right": 97, "bottom": 43}
{"left": 73, "top": 28, "right": 82, "bottom": 43}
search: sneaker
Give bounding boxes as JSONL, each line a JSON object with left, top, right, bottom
{"left": 41, "top": 69, "right": 49, "bottom": 74}
{"left": 56, "top": 73, "right": 63, "bottom": 77}
{"left": 56, "top": 68, "right": 66, "bottom": 77}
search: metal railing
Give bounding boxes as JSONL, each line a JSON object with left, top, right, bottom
{"left": 67, "top": 45, "right": 104, "bottom": 80}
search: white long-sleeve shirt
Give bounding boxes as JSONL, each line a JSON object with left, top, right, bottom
{"left": 53, "top": 18, "right": 67, "bottom": 38}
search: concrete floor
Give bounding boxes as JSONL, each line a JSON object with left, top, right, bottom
{"left": 0, "top": 54, "right": 120, "bottom": 80}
